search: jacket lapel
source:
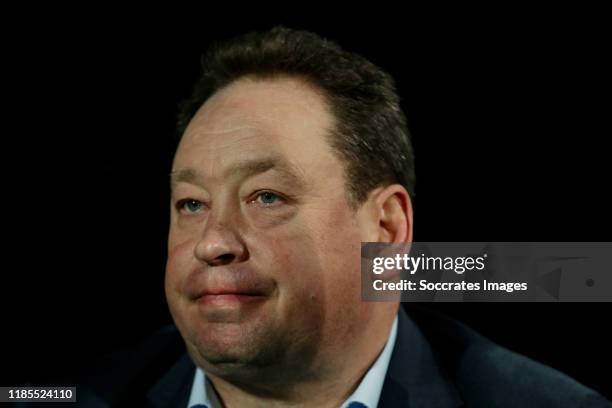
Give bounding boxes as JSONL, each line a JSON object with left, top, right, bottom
{"left": 378, "top": 308, "right": 463, "bottom": 408}
{"left": 146, "top": 353, "right": 195, "bottom": 408}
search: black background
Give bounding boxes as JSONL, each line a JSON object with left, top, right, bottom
{"left": 3, "top": 10, "right": 610, "bottom": 400}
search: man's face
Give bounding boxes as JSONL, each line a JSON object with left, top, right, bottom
{"left": 166, "top": 77, "right": 378, "bottom": 379}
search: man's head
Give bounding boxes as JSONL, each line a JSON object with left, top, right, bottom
{"left": 165, "top": 27, "right": 414, "bottom": 390}
{"left": 176, "top": 26, "right": 415, "bottom": 207}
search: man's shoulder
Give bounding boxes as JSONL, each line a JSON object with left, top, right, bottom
{"left": 399, "top": 306, "right": 611, "bottom": 408}
{"left": 75, "top": 325, "right": 193, "bottom": 407}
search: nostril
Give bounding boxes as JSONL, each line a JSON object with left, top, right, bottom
{"left": 209, "top": 253, "right": 236, "bottom": 266}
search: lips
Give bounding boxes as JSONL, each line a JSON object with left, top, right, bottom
{"left": 197, "top": 284, "right": 265, "bottom": 298}
{"left": 197, "top": 293, "right": 266, "bottom": 306}
{"left": 184, "top": 268, "right": 275, "bottom": 304}
{"left": 197, "top": 285, "right": 266, "bottom": 296}
{"left": 195, "top": 286, "right": 269, "bottom": 307}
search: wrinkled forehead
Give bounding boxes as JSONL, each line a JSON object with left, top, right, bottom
{"left": 174, "top": 77, "right": 337, "bottom": 173}
{"left": 186, "top": 77, "right": 331, "bottom": 138}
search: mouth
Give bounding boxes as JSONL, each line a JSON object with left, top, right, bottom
{"left": 194, "top": 286, "right": 269, "bottom": 306}
{"left": 186, "top": 269, "right": 275, "bottom": 307}
{"left": 196, "top": 293, "right": 267, "bottom": 305}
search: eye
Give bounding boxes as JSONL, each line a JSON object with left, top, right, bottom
{"left": 252, "top": 191, "right": 284, "bottom": 206}
{"left": 177, "top": 199, "right": 205, "bottom": 214}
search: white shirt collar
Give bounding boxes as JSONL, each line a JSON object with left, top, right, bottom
{"left": 187, "top": 315, "right": 399, "bottom": 408}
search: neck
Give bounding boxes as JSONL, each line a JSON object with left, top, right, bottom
{"left": 206, "top": 306, "right": 398, "bottom": 408}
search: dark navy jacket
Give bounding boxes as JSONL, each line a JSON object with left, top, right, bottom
{"left": 68, "top": 307, "right": 611, "bottom": 407}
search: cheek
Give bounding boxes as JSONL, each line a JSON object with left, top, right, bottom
{"left": 314, "top": 205, "right": 363, "bottom": 293}
{"left": 245, "top": 222, "right": 326, "bottom": 319}
{"left": 263, "top": 200, "right": 362, "bottom": 298}
{"left": 165, "top": 235, "right": 199, "bottom": 337}
{"left": 165, "top": 234, "right": 195, "bottom": 295}
{"left": 253, "top": 227, "right": 320, "bottom": 285}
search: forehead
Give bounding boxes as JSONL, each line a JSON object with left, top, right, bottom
{"left": 173, "top": 77, "right": 339, "bottom": 178}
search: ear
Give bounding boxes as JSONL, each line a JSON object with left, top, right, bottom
{"left": 373, "top": 184, "right": 413, "bottom": 243}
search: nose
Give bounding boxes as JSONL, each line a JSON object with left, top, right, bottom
{"left": 193, "top": 216, "right": 248, "bottom": 267}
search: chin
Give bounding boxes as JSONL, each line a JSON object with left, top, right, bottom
{"left": 187, "top": 322, "right": 279, "bottom": 362}
{"left": 187, "top": 333, "right": 285, "bottom": 374}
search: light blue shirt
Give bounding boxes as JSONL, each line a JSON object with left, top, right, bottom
{"left": 187, "top": 316, "right": 398, "bottom": 408}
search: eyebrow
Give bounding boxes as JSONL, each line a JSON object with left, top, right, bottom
{"left": 169, "top": 156, "right": 307, "bottom": 191}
